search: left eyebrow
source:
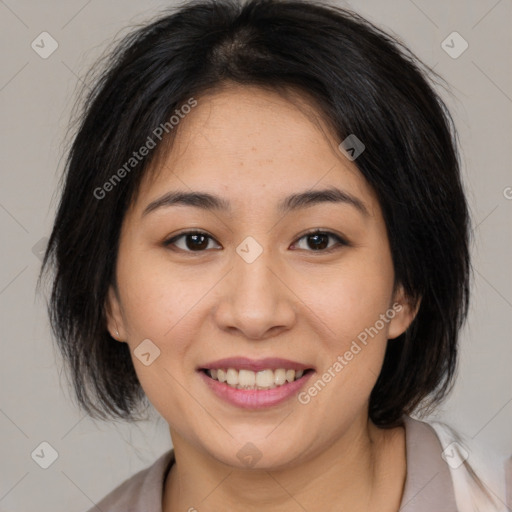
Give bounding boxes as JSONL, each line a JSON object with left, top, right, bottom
{"left": 277, "top": 187, "right": 369, "bottom": 216}
{"left": 142, "top": 186, "right": 369, "bottom": 217}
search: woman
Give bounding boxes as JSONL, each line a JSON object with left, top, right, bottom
{"left": 41, "top": 0, "right": 510, "bottom": 510}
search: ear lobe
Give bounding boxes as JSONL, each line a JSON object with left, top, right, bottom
{"left": 105, "top": 286, "right": 126, "bottom": 342}
{"left": 387, "top": 285, "right": 421, "bottom": 340}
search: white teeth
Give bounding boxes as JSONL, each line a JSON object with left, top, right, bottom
{"left": 238, "top": 369, "right": 255, "bottom": 387}
{"left": 226, "top": 368, "right": 238, "bottom": 386}
{"left": 256, "top": 369, "right": 275, "bottom": 388}
{"left": 274, "top": 368, "right": 287, "bottom": 386}
{"left": 206, "top": 368, "right": 307, "bottom": 389}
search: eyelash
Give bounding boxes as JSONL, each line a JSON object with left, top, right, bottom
{"left": 163, "top": 229, "right": 349, "bottom": 254}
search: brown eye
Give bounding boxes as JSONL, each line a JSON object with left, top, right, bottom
{"left": 306, "top": 233, "right": 329, "bottom": 250}
{"left": 292, "top": 230, "right": 347, "bottom": 252}
{"left": 164, "top": 231, "right": 221, "bottom": 252}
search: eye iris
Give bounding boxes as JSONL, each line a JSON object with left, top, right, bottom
{"left": 308, "top": 233, "right": 328, "bottom": 250}
{"left": 186, "top": 234, "right": 208, "bottom": 250}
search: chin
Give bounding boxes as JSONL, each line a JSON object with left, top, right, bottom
{"left": 198, "top": 432, "right": 308, "bottom": 471}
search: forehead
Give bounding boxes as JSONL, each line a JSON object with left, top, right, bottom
{"left": 132, "top": 84, "right": 378, "bottom": 217}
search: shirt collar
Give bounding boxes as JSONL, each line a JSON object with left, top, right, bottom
{"left": 152, "top": 415, "right": 458, "bottom": 511}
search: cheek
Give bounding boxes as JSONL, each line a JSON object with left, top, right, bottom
{"left": 117, "top": 251, "right": 209, "bottom": 339}
{"left": 306, "top": 251, "right": 395, "bottom": 343}
{"left": 115, "top": 251, "right": 219, "bottom": 391}
{"left": 115, "top": 256, "right": 204, "bottom": 417}
{"left": 300, "top": 250, "right": 395, "bottom": 406}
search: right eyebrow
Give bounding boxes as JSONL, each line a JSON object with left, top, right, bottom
{"left": 142, "top": 191, "right": 231, "bottom": 217}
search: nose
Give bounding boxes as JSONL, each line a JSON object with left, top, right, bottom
{"left": 213, "top": 245, "right": 297, "bottom": 340}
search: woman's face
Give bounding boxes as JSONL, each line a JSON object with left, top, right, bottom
{"left": 107, "top": 84, "right": 416, "bottom": 469}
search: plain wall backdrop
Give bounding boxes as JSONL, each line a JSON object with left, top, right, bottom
{"left": 0, "top": 0, "right": 511, "bottom": 510}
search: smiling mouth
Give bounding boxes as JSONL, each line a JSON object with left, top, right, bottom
{"left": 201, "top": 368, "right": 314, "bottom": 390}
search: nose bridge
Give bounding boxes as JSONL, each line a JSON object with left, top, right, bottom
{"left": 214, "top": 235, "right": 296, "bottom": 339}
{"left": 233, "top": 235, "right": 280, "bottom": 310}
{"left": 236, "top": 245, "right": 274, "bottom": 298}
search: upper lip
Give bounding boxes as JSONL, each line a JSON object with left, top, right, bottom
{"left": 199, "top": 357, "right": 313, "bottom": 372}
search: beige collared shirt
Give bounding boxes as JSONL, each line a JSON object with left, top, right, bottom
{"left": 87, "top": 415, "right": 510, "bottom": 511}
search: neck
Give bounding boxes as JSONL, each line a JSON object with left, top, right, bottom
{"left": 163, "top": 415, "right": 406, "bottom": 512}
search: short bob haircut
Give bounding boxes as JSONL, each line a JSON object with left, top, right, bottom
{"left": 42, "top": 0, "right": 471, "bottom": 428}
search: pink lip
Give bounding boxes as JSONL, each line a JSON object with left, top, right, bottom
{"left": 199, "top": 357, "right": 312, "bottom": 372}
{"left": 198, "top": 369, "right": 314, "bottom": 409}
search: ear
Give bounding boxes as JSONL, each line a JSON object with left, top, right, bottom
{"left": 105, "top": 285, "right": 127, "bottom": 342}
{"left": 387, "top": 284, "right": 421, "bottom": 340}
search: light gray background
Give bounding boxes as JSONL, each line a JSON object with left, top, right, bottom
{"left": 0, "top": 0, "right": 511, "bottom": 510}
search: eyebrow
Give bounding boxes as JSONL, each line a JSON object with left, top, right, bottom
{"left": 142, "top": 186, "right": 369, "bottom": 217}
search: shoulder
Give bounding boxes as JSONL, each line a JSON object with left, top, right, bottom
{"left": 86, "top": 449, "right": 175, "bottom": 512}
{"left": 406, "top": 415, "right": 511, "bottom": 512}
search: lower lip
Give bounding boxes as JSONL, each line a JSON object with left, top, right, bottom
{"left": 199, "top": 370, "right": 314, "bottom": 409}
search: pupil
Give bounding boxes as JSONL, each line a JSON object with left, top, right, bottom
{"left": 309, "top": 234, "right": 328, "bottom": 250}
{"left": 187, "top": 234, "right": 208, "bottom": 250}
